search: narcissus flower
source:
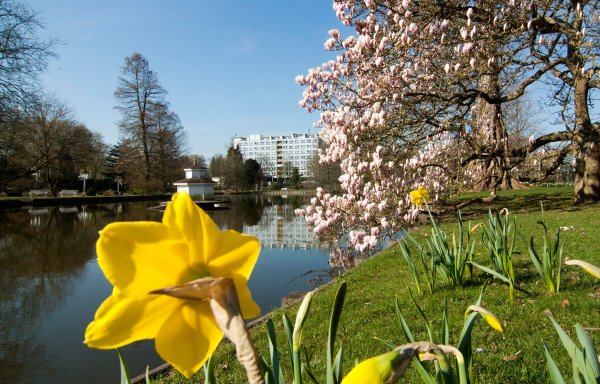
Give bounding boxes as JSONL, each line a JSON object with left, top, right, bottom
{"left": 466, "top": 305, "right": 504, "bottom": 333}
{"left": 84, "top": 192, "right": 260, "bottom": 378}
{"left": 342, "top": 349, "right": 411, "bottom": 384}
{"left": 410, "top": 186, "right": 430, "bottom": 207}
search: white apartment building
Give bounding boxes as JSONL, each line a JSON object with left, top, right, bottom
{"left": 232, "top": 133, "right": 323, "bottom": 178}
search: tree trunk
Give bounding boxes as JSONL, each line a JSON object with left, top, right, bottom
{"left": 573, "top": 76, "right": 600, "bottom": 202}
{"left": 471, "top": 72, "right": 514, "bottom": 193}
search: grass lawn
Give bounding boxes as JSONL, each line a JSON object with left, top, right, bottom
{"left": 154, "top": 186, "right": 600, "bottom": 383}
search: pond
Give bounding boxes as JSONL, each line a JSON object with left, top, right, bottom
{"left": 0, "top": 194, "right": 337, "bottom": 383}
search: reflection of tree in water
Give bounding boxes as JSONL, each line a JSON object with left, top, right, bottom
{"left": 0, "top": 202, "right": 162, "bottom": 383}
{"left": 210, "top": 195, "right": 312, "bottom": 234}
{"left": 210, "top": 195, "right": 269, "bottom": 232}
{"left": 269, "top": 195, "right": 303, "bottom": 212}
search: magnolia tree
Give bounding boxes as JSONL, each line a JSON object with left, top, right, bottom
{"left": 296, "top": 0, "right": 599, "bottom": 252}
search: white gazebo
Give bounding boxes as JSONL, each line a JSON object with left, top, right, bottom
{"left": 173, "top": 159, "right": 216, "bottom": 200}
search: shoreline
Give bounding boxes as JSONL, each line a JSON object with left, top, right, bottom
{"left": 0, "top": 190, "right": 317, "bottom": 210}
{"left": 0, "top": 194, "right": 171, "bottom": 209}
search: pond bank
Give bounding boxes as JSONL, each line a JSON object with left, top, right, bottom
{"left": 0, "top": 190, "right": 316, "bottom": 210}
{"left": 0, "top": 194, "right": 170, "bottom": 209}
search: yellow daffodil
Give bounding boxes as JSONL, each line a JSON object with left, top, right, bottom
{"left": 342, "top": 347, "right": 416, "bottom": 384}
{"left": 84, "top": 192, "right": 261, "bottom": 378}
{"left": 342, "top": 350, "right": 402, "bottom": 384}
{"left": 466, "top": 305, "right": 504, "bottom": 333}
{"left": 410, "top": 186, "right": 430, "bottom": 207}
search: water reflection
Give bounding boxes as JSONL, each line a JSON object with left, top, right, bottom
{"left": 0, "top": 195, "right": 335, "bottom": 384}
{"left": 0, "top": 202, "right": 164, "bottom": 383}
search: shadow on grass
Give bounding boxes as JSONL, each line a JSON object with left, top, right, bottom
{"left": 441, "top": 186, "right": 599, "bottom": 222}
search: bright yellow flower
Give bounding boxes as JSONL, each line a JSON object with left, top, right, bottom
{"left": 466, "top": 305, "right": 504, "bottom": 333}
{"left": 342, "top": 350, "right": 402, "bottom": 384}
{"left": 84, "top": 192, "right": 261, "bottom": 378}
{"left": 410, "top": 186, "right": 430, "bottom": 207}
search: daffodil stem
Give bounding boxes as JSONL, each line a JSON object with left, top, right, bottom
{"left": 209, "top": 279, "right": 265, "bottom": 384}
{"left": 438, "top": 345, "right": 467, "bottom": 384}
{"left": 293, "top": 350, "right": 302, "bottom": 384}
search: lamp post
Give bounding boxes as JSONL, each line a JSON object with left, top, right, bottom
{"left": 79, "top": 172, "right": 89, "bottom": 195}
{"left": 115, "top": 176, "right": 122, "bottom": 195}
{"left": 32, "top": 170, "right": 39, "bottom": 188}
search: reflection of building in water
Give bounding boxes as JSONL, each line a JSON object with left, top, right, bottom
{"left": 59, "top": 206, "right": 78, "bottom": 214}
{"left": 243, "top": 204, "right": 326, "bottom": 249}
{"left": 28, "top": 208, "right": 49, "bottom": 227}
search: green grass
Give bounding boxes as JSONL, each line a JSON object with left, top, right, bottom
{"left": 153, "top": 186, "right": 600, "bottom": 383}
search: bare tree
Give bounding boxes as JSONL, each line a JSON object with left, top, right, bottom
{"left": 0, "top": 0, "right": 57, "bottom": 114}
{"left": 15, "top": 95, "right": 105, "bottom": 193}
{"left": 114, "top": 52, "right": 166, "bottom": 182}
{"left": 148, "top": 102, "right": 188, "bottom": 191}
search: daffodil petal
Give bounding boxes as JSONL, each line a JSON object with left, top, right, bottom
{"left": 208, "top": 230, "right": 260, "bottom": 280}
{"left": 229, "top": 274, "right": 261, "bottom": 319}
{"left": 163, "top": 192, "right": 221, "bottom": 269}
{"left": 84, "top": 292, "right": 179, "bottom": 349}
{"left": 467, "top": 305, "right": 504, "bottom": 333}
{"left": 342, "top": 350, "right": 399, "bottom": 384}
{"left": 97, "top": 221, "right": 194, "bottom": 297}
{"left": 155, "top": 301, "right": 223, "bottom": 379}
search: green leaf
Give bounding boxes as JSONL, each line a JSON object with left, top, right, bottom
{"left": 266, "top": 319, "right": 282, "bottom": 384}
{"left": 468, "top": 261, "right": 511, "bottom": 284}
{"left": 410, "top": 356, "right": 438, "bottom": 384}
{"left": 145, "top": 366, "right": 152, "bottom": 384}
{"left": 116, "top": 348, "right": 130, "bottom": 384}
{"left": 408, "top": 289, "right": 433, "bottom": 342}
{"left": 544, "top": 343, "right": 567, "bottom": 384}
{"left": 333, "top": 346, "right": 343, "bottom": 384}
{"left": 203, "top": 355, "right": 216, "bottom": 384}
{"left": 548, "top": 316, "right": 588, "bottom": 377}
{"left": 400, "top": 241, "right": 422, "bottom": 294}
{"left": 282, "top": 313, "right": 295, "bottom": 373}
{"left": 575, "top": 324, "right": 600, "bottom": 382}
{"left": 328, "top": 282, "right": 347, "bottom": 384}
{"left": 442, "top": 298, "right": 450, "bottom": 346}
{"left": 260, "top": 355, "right": 275, "bottom": 384}
{"left": 395, "top": 298, "right": 415, "bottom": 343}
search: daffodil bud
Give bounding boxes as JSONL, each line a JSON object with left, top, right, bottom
{"left": 292, "top": 290, "right": 314, "bottom": 352}
{"left": 564, "top": 259, "right": 600, "bottom": 279}
{"left": 342, "top": 347, "right": 414, "bottom": 384}
{"left": 466, "top": 305, "right": 504, "bottom": 333}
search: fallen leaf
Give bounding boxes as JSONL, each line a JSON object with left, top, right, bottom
{"left": 560, "top": 299, "right": 570, "bottom": 308}
{"left": 502, "top": 351, "right": 522, "bottom": 362}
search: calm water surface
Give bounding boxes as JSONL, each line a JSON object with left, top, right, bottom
{"left": 0, "top": 194, "right": 335, "bottom": 383}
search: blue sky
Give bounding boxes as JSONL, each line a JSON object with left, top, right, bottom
{"left": 28, "top": 1, "right": 341, "bottom": 159}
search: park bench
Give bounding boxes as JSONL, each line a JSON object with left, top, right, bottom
{"left": 58, "top": 189, "right": 79, "bottom": 197}
{"left": 26, "top": 189, "right": 50, "bottom": 197}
